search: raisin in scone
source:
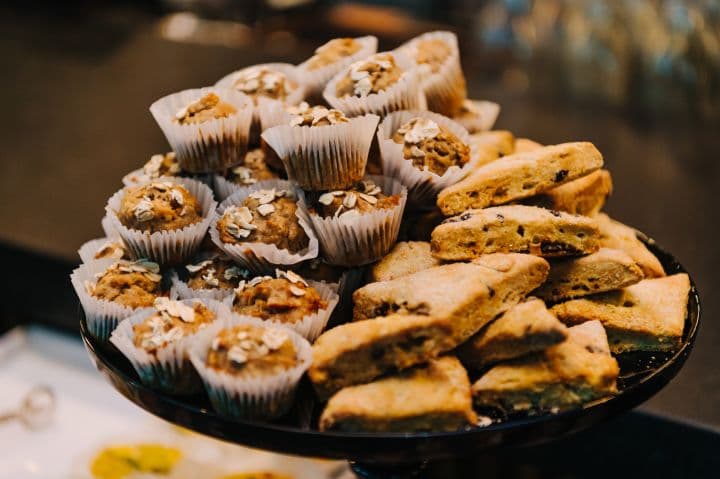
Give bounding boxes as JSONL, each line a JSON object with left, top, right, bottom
{"left": 437, "top": 142, "right": 603, "bottom": 216}
{"left": 431, "top": 205, "right": 600, "bottom": 260}
{"left": 369, "top": 241, "right": 442, "bottom": 282}
{"left": 527, "top": 169, "right": 613, "bottom": 216}
{"left": 550, "top": 274, "right": 689, "bottom": 353}
{"left": 595, "top": 213, "right": 665, "bottom": 278}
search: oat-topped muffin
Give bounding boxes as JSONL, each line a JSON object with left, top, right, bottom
{"left": 91, "top": 239, "right": 130, "bottom": 261}
{"left": 286, "top": 102, "right": 349, "bottom": 127}
{"left": 124, "top": 152, "right": 182, "bottom": 186}
{"left": 392, "top": 117, "right": 470, "bottom": 175}
{"left": 335, "top": 53, "right": 403, "bottom": 98}
{"left": 174, "top": 92, "right": 237, "bottom": 125}
{"left": 311, "top": 179, "right": 401, "bottom": 219}
{"left": 414, "top": 38, "right": 452, "bottom": 74}
{"left": 185, "top": 255, "right": 250, "bottom": 290}
{"left": 133, "top": 298, "right": 216, "bottom": 353}
{"left": 216, "top": 188, "right": 309, "bottom": 253}
{"left": 206, "top": 324, "right": 298, "bottom": 376}
{"left": 305, "top": 38, "right": 363, "bottom": 71}
{"left": 231, "top": 270, "right": 328, "bottom": 325}
{"left": 118, "top": 181, "right": 202, "bottom": 233}
{"left": 89, "top": 259, "right": 163, "bottom": 309}
{"left": 231, "top": 67, "right": 297, "bottom": 104}
{"left": 224, "top": 149, "right": 278, "bottom": 186}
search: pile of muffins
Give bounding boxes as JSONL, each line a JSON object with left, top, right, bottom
{"left": 72, "top": 32, "right": 691, "bottom": 432}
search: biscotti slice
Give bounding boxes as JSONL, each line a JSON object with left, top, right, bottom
{"left": 595, "top": 213, "right": 665, "bottom": 278}
{"left": 550, "top": 274, "right": 690, "bottom": 353}
{"left": 431, "top": 205, "right": 600, "bottom": 260}
{"left": 319, "top": 356, "right": 477, "bottom": 432}
{"left": 514, "top": 138, "right": 543, "bottom": 153}
{"left": 353, "top": 253, "right": 549, "bottom": 343}
{"left": 309, "top": 314, "right": 456, "bottom": 400}
{"left": 527, "top": 169, "right": 613, "bottom": 216}
{"left": 437, "top": 142, "right": 603, "bottom": 216}
{"left": 458, "top": 298, "right": 568, "bottom": 370}
{"left": 472, "top": 321, "right": 619, "bottom": 414}
{"left": 470, "top": 130, "right": 515, "bottom": 167}
{"left": 369, "top": 241, "right": 442, "bottom": 282}
{"left": 535, "top": 247, "right": 644, "bottom": 302}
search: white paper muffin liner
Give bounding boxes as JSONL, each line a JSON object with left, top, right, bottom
{"left": 150, "top": 87, "right": 254, "bottom": 173}
{"left": 78, "top": 237, "right": 129, "bottom": 264}
{"left": 453, "top": 100, "right": 501, "bottom": 133}
{"left": 212, "top": 175, "right": 279, "bottom": 202}
{"left": 110, "top": 298, "right": 231, "bottom": 395}
{"left": 71, "top": 258, "right": 156, "bottom": 341}
{"left": 101, "top": 214, "right": 118, "bottom": 238}
{"left": 396, "top": 31, "right": 467, "bottom": 116}
{"left": 105, "top": 176, "right": 218, "bottom": 266}
{"left": 169, "top": 270, "right": 235, "bottom": 302}
{"left": 189, "top": 315, "right": 313, "bottom": 419}
{"left": 378, "top": 110, "right": 477, "bottom": 208}
{"left": 224, "top": 279, "right": 338, "bottom": 342}
{"left": 322, "top": 51, "right": 426, "bottom": 117}
{"left": 299, "top": 175, "right": 407, "bottom": 266}
{"left": 209, "top": 180, "right": 319, "bottom": 273}
{"left": 298, "top": 36, "right": 378, "bottom": 100}
{"left": 261, "top": 114, "right": 380, "bottom": 191}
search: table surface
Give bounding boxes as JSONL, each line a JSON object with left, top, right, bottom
{"left": 1, "top": 3, "right": 719, "bottom": 435}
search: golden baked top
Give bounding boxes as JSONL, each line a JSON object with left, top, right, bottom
{"left": 392, "top": 118, "right": 470, "bottom": 175}
{"left": 184, "top": 255, "right": 249, "bottom": 290}
{"left": 231, "top": 67, "right": 296, "bottom": 102}
{"left": 309, "top": 179, "right": 399, "bottom": 219}
{"left": 335, "top": 53, "right": 403, "bottom": 98}
{"left": 118, "top": 182, "right": 202, "bottom": 233}
{"left": 224, "top": 149, "right": 278, "bottom": 186}
{"left": 305, "top": 38, "right": 362, "bottom": 71}
{"left": 286, "top": 102, "right": 349, "bottom": 127}
{"left": 91, "top": 239, "right": 129, "bottom": 261}
{"left": 133, "top": 298, "right": 215, "bottom": 353}
{"left": 89, "top": 259, "right": 162, "bottom": 309}
{"left": 414, "top": 38, "right": 451, "bottom": 73}
{"left": 174, "top": 92, "right": 236, "bottom": 125}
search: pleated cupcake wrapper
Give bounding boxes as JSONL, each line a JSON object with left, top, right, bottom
{"left": 396, "top": 31, "right": 467, "bottom": 117}
{"left": 378, "top": 110, "right": 477, "bottom": 209}
{"left": 298, "top": 175, "right": 408, "bottom": 266}
{"left": 123, "top": 169, "right": 215, "bottom": 189}
{"left": 169, "top": 270, "right": 235, "bottom": 302}
{"left": 209, "top": 180, "right": 319, "bottom": 274}
{"left": 110, "top": 298, "right": 231, "bottom": 395}
{"left": 223, "top": 280, "right": 339, "bottom": 342}
{"left": 150, "top": 87, "right": 254, "bottom": 173}
{"left": 105, "top": 176, "right": 218, "bottom": 266}
{"left": 298, "top": 36, "right": 378, "bottom": 99}
{"left": 189, "top": 315, "right": 313, "bottom": 420}
{"left": 453, "top": 100, "right": 501, "bottom": 134}
{"left": 256, "top": 96, "right": 292, "bottom": 133}
{"left": 323, "top": 51, "right": 427, "bottom": 117}
{"left": 71, "top": 258, "right": 155, "bottom": 342}
{"left": 101, "top": 214, "right": 118, "bottom": 238}
{"left": 78, "top": 237, "right": 123, "bottom": 264}
{"left": 212, "top": 175, "right": 280, "bottom": 202}
{"left": 261, "top": 114, "right": 380, "bottom": 191}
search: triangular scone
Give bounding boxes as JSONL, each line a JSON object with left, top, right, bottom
{"left": 458, "top": 298, "right": 568, "bottom": 369}
{"left": 369, "top": 241, "right": 442, "bottom": 282}
{"left": 320, "top": 356, "right": 477, "bottom": 432}
{"left": 437, "top": 142, "right": 603, "bottom": 216}
{"left": 309, "top": 314, "right": 456, "bottom": 400}
{"left": 550, "top": 274, "right": 690, "bottom": 353}
{"left": 353, "top": 254, "right": 549, "bottom": 343}
{"left": 526, "top": 169, "right": 613, "bottom": 216}
{"left": 431, "top": 205, "right": 600, "bottom": 260}
{"left": 513, "top": 138, "right": 543, "bottom": 153}
{"left": 472, "top": 321, "right": 619, "bottom": 414}
{"left": 470, "top": 130, "right": 515, "bottom": 167}
{"left": 595, "top": 213, "right": 665, "bottom": 278}
{"left": 535, "top": 247, "right": 644, "bottom": 302}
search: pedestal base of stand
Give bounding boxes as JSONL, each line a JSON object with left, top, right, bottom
{"left": 350, "top": 460, "right": 428, "bottom": 478}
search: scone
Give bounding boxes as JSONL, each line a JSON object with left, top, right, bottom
{"left": 472, "top": 321, "right": 619, "bottom": 414}
{"left": 431, "top": 205, "right": 600, "bottom": 260}
{"left": 319, "top": 356, "right": 477, "bottom": 432}
{"left": 527, "top": 169, "right": 613, "bottom": 216}
{"left": 469, "top": 130, "right": 515, "bottom": 167}
{"left": 353, "top": 253, "right": 550, "bottom": 342}
{"left": 550, "top": 274, "right": 690, "bottom": 353}
{"left": 534, "top": 248, "right": 643, "bottom": 302}
{"left": 458, "top": 298, "right": 568, "bottom": 369}
{"left": 595, "top": 213, "right": 665, "bottom": 278}
{"left": 369, "top": 241, "right": 442, "bottom": 282}
{"left": 437, "top": 142, "right": 603, "bottom": 216}
{"left": 309, "top": 314, "right": 455, "bottom": 399}
{"left": 513, "top": 138, "right": 543, "bottom": 153}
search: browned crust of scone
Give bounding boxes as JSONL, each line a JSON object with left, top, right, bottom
{"left": 431, "top": 205, "right": 600, "bottom": 260}
{"left": 513, "top": 138, "right": 543, "bottom": 153}
{"left": 319, "top": 356, "right": 477, "bottom": 432}
{"left": 550, "top": 274, "right": 689, "bottom": 353}
{"left": 595, "top": 213, "right": 665, "bottom": 278}
{"left": 437, "top": 142, "right": 604, "bottom": 216}
{"left": 534, "top": 247, "right": 644, "bottom": 302}
{"left": 470, "top": 130, "right": 516, "bottom": 167}
{"left": 457, "top": 298, "right": 568, "bottom": 370}
{"left": 369, "top": 241, "right": 442, "bottom": 282}
{"left": 309, "top": 314, "right": 456, "bottom": 400}
{"left": 526, "top": 170, "right": 613, "bottom": 216}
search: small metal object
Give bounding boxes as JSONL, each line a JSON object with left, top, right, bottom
{"left": 0, "top": 385, "right": 55, "bottom": 430}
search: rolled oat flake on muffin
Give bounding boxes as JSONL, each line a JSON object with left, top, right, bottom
{"left": 133, "top": 297, "right": 215, "bottom": 352}
{"left": 174, "top": 92, "right": 237, "bottom": 125}
{"left": 232, "top": 67, "right": 294, "bottom": 103}
{"left": 119, "top": 181, "right": 202, "bottom": 233}
{"left": 336, "top": 54, "right": 403, "bottom": 98}
{"left": 287, "top": 102, "right": 349, "bottom": 127}
{"left": 393, "top": 117, "right": 470, "bottom": 176}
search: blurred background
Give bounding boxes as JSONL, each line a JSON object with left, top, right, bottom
{"left": 1, "top": 0, "right": 719, "bottom": 477}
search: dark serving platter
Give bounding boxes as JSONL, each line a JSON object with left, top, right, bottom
{"left": 80, "top": 238, "right": 700, "bottom": 478}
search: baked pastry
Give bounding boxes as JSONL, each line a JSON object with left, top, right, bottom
{"left": 90, "top": 259, "right": 163, "bottom": 309}
{"left": 470, "top": 130, "right": 515, "bottom": 167}
{"left": 472, "top": 321, "right": 619, "bottom": 414}
{"left": 550, "top": 274, "right": 689, "bottom": 353}
{"left": 534, "top": 247, "right": 644, "bottom": 302}
{"left": 595, "top": 213, "right": 665, "bottom": 278}
{"left": 458, "top": 298, "right": 568, "bottom": 369}
{"left": 174, "top": 93, "right": 237, "bottom": 124}
{"left": 213, "top": 148, "right": 280, "bottom": 200}
{"left": 391, "top": 117, "right": 471, "bottom": 176}
{"left": 218, "top": 64, "right": 302, "bottom": 105}
{"left": 132, "top": 298, "right": 216, "bottom": 354}
{"left": 170, "top": 254, "right": 250, "bottom": 301}
{"left": 309, "top": 314, "right": 456, "bottom": 399}
{"left": 117, "top": 181, "right": 202, "bottom": 233}
{"left": 319, "top": 356, "right": 477, "bottom": 432}
{"left": 437, "top": 142, "right": 604, "bottom": 216}
{"left": 304, "top": 38, "right": 364, "bottom": 70}
{"left": 369, "top": 241, "right": 442, "bottom": 282}
{"left": 431, "top": 205, "right": 600, "bottom": 260}
{"left": 513, "top": 138, "right": 543, "bottom": 153}
{"left": 78, "top": 237, "right": 130, "bottom": 264}
{"left": 453, "top": 100, "right": 500, "bottom": 134}
{"left": 527, "top": 169, "right": 613, "bottom": 216}
{"left": 353, "top": 253, "right": 549, "bottom": 342}
{"left": 122, "top": 152, "right": 182, "bottom": 187}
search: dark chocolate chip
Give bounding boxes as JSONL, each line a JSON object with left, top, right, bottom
{"left": 554, "top": 169, "right": 569, "bottom": 182}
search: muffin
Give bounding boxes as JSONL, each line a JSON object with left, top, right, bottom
{"left": 213, "top": 148, "right": 281, "bottom": 201}
{"left": 132, "top": 298, "right": 216, "bottom": 354}
{"left": 391, "top": 117, "right": 471, "bottom": 176}
{"left": 171, "top": 254, "right": 250, "bottom": 301}
{"left": 78, "top": 237, "right": 131, "bottom": 264}
{"left": 452, "top": 100, "right": 501, "bottom": 134}
{"left": 217, "top": 64, "right": 304, "bottom": 105}
{"left": 117, "top": 181, "right": 202, "bottom": 234}
{"left": 150, "top": 88, "right": 253, "bottom": 173}
{"left": 122, "top": 152, "right": 182, "bottom": 187}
